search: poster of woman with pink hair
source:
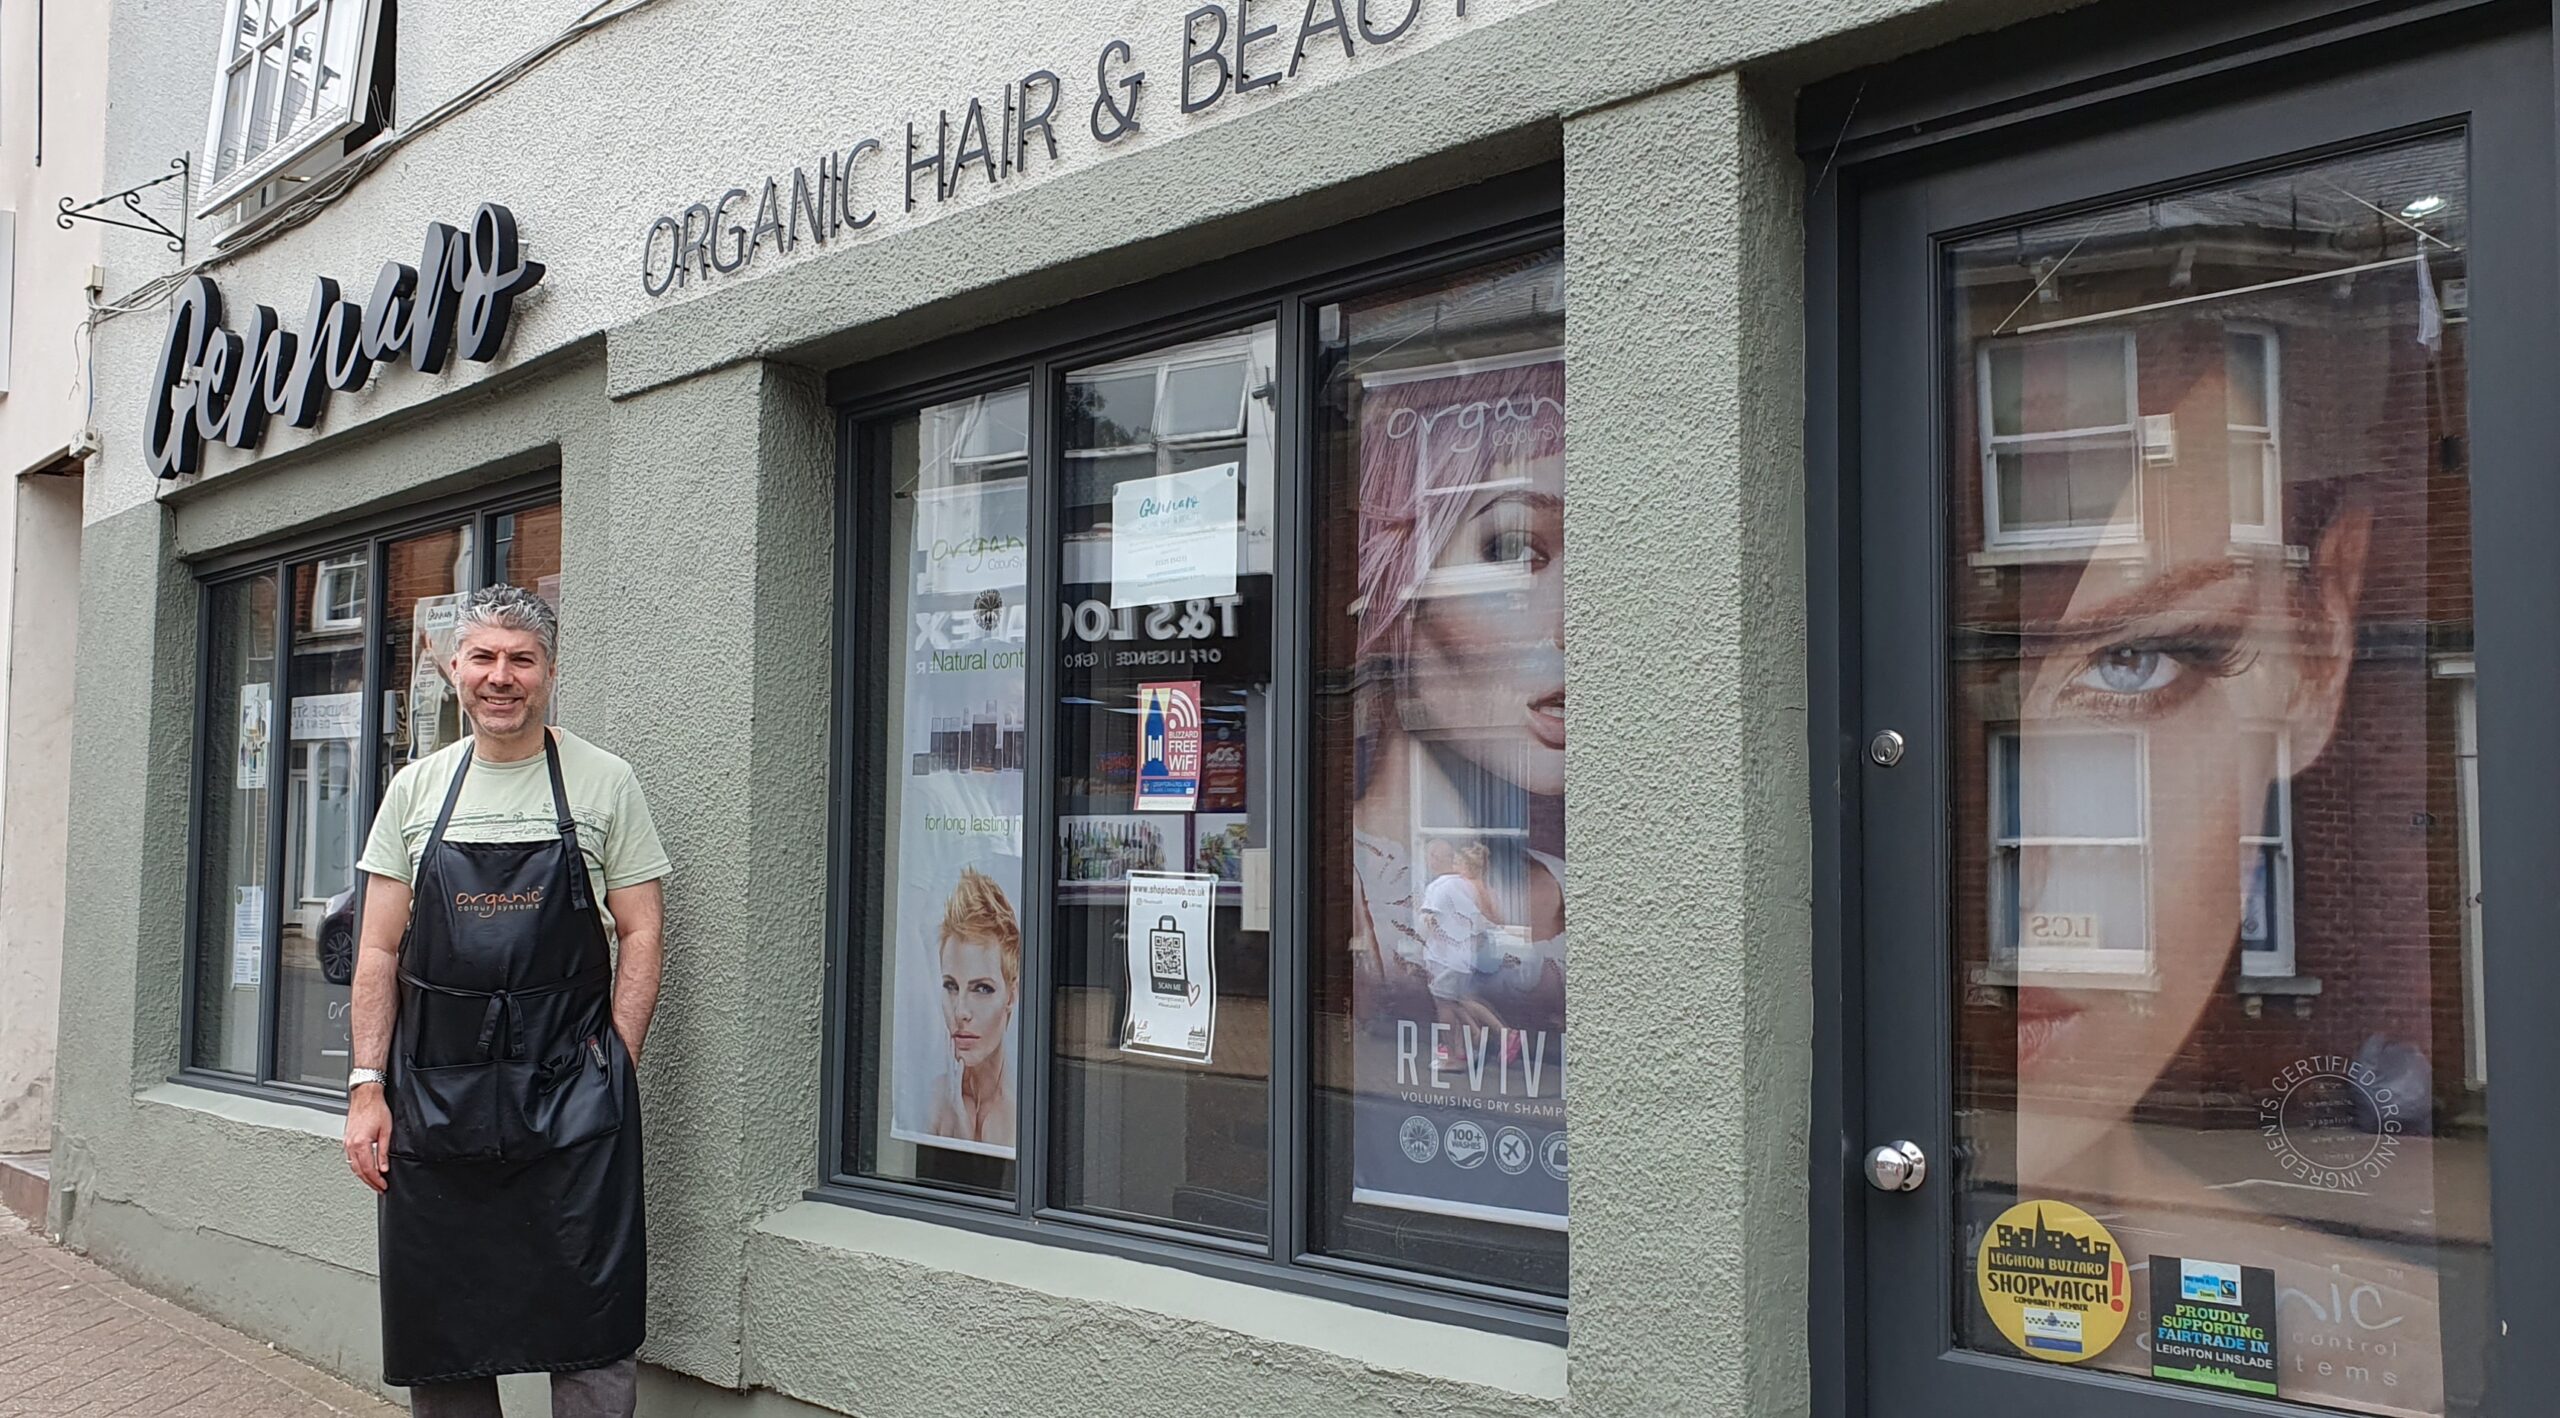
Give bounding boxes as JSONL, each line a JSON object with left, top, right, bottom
{"left": 1334, "top": 343, "right": 1569, "bottom": 1231}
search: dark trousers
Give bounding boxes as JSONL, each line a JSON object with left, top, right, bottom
{"left": 406, "top": 1356, "right": 638, "bottom": 1418}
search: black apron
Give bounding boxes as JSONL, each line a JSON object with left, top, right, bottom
{"left": 378, "top": 735, "right": 644, "bottom": 1386}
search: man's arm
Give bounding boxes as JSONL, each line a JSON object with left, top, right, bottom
{"left": 606, "top": 880, "right": 664, "bottom": 1063}
{"left": 344, "top": 872, "right": 411, "bottom": 1192}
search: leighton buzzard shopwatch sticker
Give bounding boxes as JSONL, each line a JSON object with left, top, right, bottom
{"left": 1976, "top": 1200, "right": 2130, "bottom": 1363}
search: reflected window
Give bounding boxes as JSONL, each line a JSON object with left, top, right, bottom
{"left": 1980, "top": 332, "right": 2142, "bottom": 546}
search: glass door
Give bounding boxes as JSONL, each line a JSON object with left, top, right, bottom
{"left": 1853, "top": 19, "right": 2560, "bottom": 1417}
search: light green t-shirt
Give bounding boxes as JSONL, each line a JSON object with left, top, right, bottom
{"left": 358, "top": 730, "right": 672, "bottom": 916}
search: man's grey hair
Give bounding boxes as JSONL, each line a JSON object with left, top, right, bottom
{"left": 456, "top": 583, "right": 559, "bottom": 662}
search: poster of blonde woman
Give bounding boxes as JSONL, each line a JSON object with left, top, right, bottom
{"left": 887, "top": 475, "right": 1029, "bottom": 1161}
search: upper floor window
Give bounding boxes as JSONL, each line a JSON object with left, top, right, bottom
{"left": 1979, "top": 331, "right": 2143, "bottom": 548}
{"left": 198, "top": 0, "right": 392, "bottom": 217}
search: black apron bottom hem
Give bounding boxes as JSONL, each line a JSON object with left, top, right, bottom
{"left": 390, "top": 1348, "right": 641, "bottom": 1389}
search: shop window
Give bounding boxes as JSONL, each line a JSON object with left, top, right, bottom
{"left": 183, "top": 488, "right": 558, "bottom": 1097}
{"left": 836, "top": 240, "right": 1567, "bottom": 1324}
{"left": 1979, "top": 331, "right": 2143, "bottom": 548}
{"left": 197, "top": 0, "right": 392, "bottom": 218}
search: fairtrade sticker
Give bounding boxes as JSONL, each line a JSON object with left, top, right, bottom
{"left": 2151, "top": 1256, "right": 2278, "bottom": 1396}
{"left": 1976, "top": 1200, "right": 2130, "bottom": 1363}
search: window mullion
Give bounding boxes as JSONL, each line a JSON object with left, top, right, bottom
{"left": 1266, "top": 296, "right": 1309, "bottom": 1266}
{"left": 354, "top": 538, "right": 386, "bottom": 937}
{"left": 258, "top": 564, "right": 291, "bottom": 1085}
{"left": 1018, "top": 360, "right": 1061, "bottom": 1221}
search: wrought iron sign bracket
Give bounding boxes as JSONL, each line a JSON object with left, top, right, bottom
{"left": 59, "top": 157, "right": 189, "bottom": 255}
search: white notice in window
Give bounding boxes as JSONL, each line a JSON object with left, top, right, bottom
{"left": 1110, "top": 463, "right": 1239, "bottom": 609}
{"left": 1121, "top": 871, "right": 1217, "bottom": 1064}
{"left": 231, "top": 885, "right": 264, "bottom": 988}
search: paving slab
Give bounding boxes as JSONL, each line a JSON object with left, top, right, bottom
{"left": 0, "top": 1212, "right": 400, "bottom": 1418}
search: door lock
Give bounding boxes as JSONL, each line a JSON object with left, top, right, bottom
{"left": 1865, "top": 1140, "right": 1928, "bottom": 1193}
{"left": 1869, "top": 729, "right": 1906, "bottom": 767}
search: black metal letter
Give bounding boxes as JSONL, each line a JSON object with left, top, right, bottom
{"left": 751, "top": 177, "right": 786, "bottom": 258}
{"left": 145, "top": 275, "right": 217, "bottom": 479}
{"left": 952, "top": 97, "right": 997, "bottom": 188}
{"left": 273, "top": 277, "right": 341, "bottom": 430}
{"left": 1182, "top": 6, "right": 1231, "bottom": 114}
{"left": 642, "top": 215, "right": 683, "bottom": 297}
{"left": 907, "top": 116, "right": 950, "bottom": 211}
{"left": 1092, "top": 40, "right": 1145, "bottom": 142}
{"left": 1358, "top": 0, "right": 1417, "bottom": 43}
{"left": 455, "top": 203, "right": 546, "bottom": 363}
{"left": 790, "top": 166, "right": 823, "bottom": 249}
{"left": 709, "top": 187, "right": 750, "bottom": 274}
{"left": 1236, "top": 0, "right": 1280, "bottom": 92}
{"left": 678, "top": 202, "right": 713, "bottom": 282}
{"left": 1017, "top": 70, "right": 1063, "bottom": 169}
{"left": 218, "top": 303, "right": 282, "bottom": 448}
{"left": 1291, "top": 0, "right": 1353, "bottom": 75}
{"left": 359, "top": 260, "right": 418, "bottom": 364}
{"left": 411, "top": 222, "right": 467, "bottom": 370}
{"left": 844, "top": 140, "right": 881, "bottom": 229}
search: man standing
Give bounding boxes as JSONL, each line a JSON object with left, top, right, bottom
{"left": 342, "top": 584, "right": 668, "bottom": 1418}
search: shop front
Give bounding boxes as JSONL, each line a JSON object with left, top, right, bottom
{"left": 45, "top": 0, "right": 2560, "bottom": 1415}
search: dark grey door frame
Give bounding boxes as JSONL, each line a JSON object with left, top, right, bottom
{"left": 1804, "top": 3, "right": 2560, "bottom": 1415}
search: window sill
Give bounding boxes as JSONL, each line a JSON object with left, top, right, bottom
{"left": 142, "top": 1078, "right": 345, "bottom": 1134}
{"left": 1971, "top": 963, "right": 2160, "bottom": 992}
{"left": 765, "top": 1195, "right": 1567, "bottom": 1396}
{"left": 1969, "top": 540, "right": 2149, "bottom": 569}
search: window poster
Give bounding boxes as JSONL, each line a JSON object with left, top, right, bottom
{"left": 231, "top": 885, "right": 265, "bottom": 988}
{"left": 1134, "top": 680, "right": 1202, "bottom": 812}
{"left": 1122, "top": 871, "right": 1217, "bottom": 1064}
{"left": 235, "top": 682, "right": 271, "bottom": 789}
{"left": 1109, "top": 461, "right": 1239, "bottom": 608}
{"left": 1343, "top": 354, "right": 1569, "bottom": 1230}
{"left": 888, "top": 477, "right": 1028, "bottom": 1162}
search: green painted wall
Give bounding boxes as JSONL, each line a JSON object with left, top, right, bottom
{"left": 52, "top": 0, "right": 2099, "bottom": 1411}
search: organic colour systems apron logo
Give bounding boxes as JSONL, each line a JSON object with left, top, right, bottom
{"left": 456, "top": 889, "right": 545, "bottom": 919}
{"left": 1976, "top": 1199, "right": 2130, "bottom": 1364}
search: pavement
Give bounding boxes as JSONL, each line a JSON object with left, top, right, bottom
{"left": 0, "top": 1211, "right": 401, "bottom": 1417}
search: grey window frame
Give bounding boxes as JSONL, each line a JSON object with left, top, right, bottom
{"left": 821, "top": 168, "right": 1568, "bottom": 1341}
{"left": 176, "top": 474, "right": 560, "bottom": 1109}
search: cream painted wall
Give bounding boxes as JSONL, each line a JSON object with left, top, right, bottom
{"left": 0, "top": 0, "right": 106, "bottom": 1153}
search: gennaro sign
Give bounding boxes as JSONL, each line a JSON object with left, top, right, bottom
{"left": 144, "top": 203, "right": 546, "bottom": 480}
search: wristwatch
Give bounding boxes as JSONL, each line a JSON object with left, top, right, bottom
{"left": 347, "top": 1067, "right": 387, "bottom": 1093}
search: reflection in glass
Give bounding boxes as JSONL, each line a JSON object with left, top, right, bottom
{"left": 379, "top": 524, "right": 472, "bottom": 801}
{"left": 847, "top": 390, "right": 1031, "bottom": 1200}
{"left": 1310, "top": 250, "right": 1570, "bottom": 1296}
{"left": 193, "top": 575, "right": 279, "bottom": 1074}
{"left": 277, "top": 556, "right": 368, "bottom": 1088}
{"left": 1946, "top": 133, "right": 2485, "bottom": 1415}
{"left": 1050, "top": 327, "right": 1275, "bottom": 1237}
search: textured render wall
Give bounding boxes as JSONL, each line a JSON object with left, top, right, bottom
{"left": 45, "top": 355, "right": 612, "bottom": 1400}
{"left": 81, "top": 0, "right": 2097, "bottom": 527}
{"left": 584, "top": 361, "right": 834, "bottom": 1388}
{"left": 1560, "top": 72, "right": 1812, "bottom": 1418}
{"left": 0, "top": 475, "right": 81, "bottom": 1152}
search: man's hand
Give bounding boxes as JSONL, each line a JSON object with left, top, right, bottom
{"left": 345, "top": 1086, "right": 392, "bottom": 1192}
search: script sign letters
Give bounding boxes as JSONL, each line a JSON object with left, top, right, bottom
{"left": 146, "top": 203, "right": 545, "bottom": 479}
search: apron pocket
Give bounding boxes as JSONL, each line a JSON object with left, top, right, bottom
{"left": 506, "top": 1032, "right": 625, "bottom": 1157}
{"left": 388, "top": 1059, "right": 504, "bottom": 1163}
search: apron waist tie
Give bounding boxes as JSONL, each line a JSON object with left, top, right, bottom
{"left": 400, "top": 962, "right": 613, "bottom": 1061}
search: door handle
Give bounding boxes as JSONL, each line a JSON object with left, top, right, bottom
{"left": 1865, "top": 1140, "right": 1928, "bottom": 1193}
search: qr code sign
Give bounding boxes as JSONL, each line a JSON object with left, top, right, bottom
{"left": 1152, "top": 933, "right": 1184, "bottom": 977}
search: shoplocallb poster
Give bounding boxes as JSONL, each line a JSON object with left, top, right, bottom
{"left": 887, "top": 477, "right": 1028, "bottom": 1161}
{"left": 1343, "top": 354, "right": 1569, "bottom": 1230}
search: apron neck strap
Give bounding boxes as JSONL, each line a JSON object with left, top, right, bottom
{"left": 424, "top": 743, "right": 477, "bottom": 856}
{"left": 541, "top": 733, "right": 595, "bottom": 913}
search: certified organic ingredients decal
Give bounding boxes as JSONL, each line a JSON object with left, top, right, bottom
{"left": 1976, "top": 1200, "right": 2130, "bottom": 1363}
